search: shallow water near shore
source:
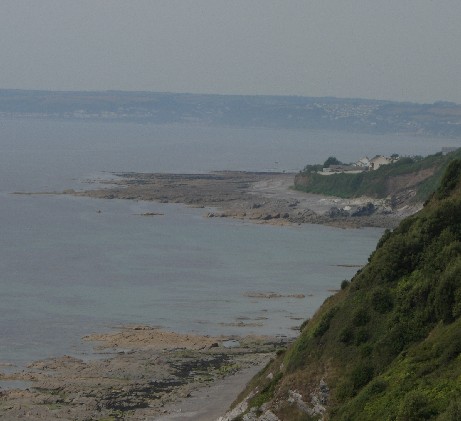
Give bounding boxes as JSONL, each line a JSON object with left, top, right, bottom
{"left": 0, "top": 118, "right": 456, "bottom": 373}
{"left": 1, "top": 192, "right": 382, "bottom": 368}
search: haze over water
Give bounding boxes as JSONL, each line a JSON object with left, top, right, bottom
{"left": 0, "top": 118, "right": 458, "bottom": 368}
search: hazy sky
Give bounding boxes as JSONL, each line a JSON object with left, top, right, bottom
{"left": 1, "top": 1, "right": 461, "bottom": 103}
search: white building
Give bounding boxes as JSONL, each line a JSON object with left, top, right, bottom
{"left": 356, "top": 156, "right": 371, "bottom": 168}
{"left": 369, "top": 155, "right": 391, "bottom": 170}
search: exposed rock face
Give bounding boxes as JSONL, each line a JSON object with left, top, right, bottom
{"left": 287, "top": 380, "right": 329, "bottom": 419}
{"left": 350, "top": 202, "right": 376, "bottom": 216}
{"left": 243, "top": 409, "right": 280, "bottom": 420}
{"left": 327, "top": 206, "right": 350, "bottom": 218}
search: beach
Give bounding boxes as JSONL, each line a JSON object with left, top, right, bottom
{"left": 0, "top": 326, "right": 280, "bottom": 420}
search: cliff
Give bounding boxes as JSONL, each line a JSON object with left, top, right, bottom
{"left": 294, "top": 149, "right": 461, "bottom": 208}
{"left": 227, "top": 159, "right": 461, "bottom": 420}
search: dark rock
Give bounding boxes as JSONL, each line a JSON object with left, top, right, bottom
{"left": 327, "top": 207, "right": 350, "bottom": 217}
{"left": 351, "top": 203, "right": 376, "bottom": 217}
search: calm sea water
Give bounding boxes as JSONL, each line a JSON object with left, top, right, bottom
{"left": 0, "top": 118, "right": 459, "bottom": 369}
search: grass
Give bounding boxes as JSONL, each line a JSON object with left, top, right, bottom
{"left": 295, "top": 150, "right": 461, "bottom": 201}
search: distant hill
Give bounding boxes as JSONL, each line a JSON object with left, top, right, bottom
{"left": 294, "top": 149, "right": 461, "bottom": 208}
{"left": 228, "top": 160, "right": 461, "bottom": 420}
{"left": 1, "top": 89, "right": 461, "bottom": 137}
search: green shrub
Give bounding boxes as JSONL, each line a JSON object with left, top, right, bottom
{"left": 436, "top": 159, "right": 461, "bottom": 199}
{"left": 396, "top": 391, "right": 436, "bottom": 420}
{"left": 313, "top": 307, "right": 338, "bottom": 338}
{"left": 453, "top": 288, "right": 461, "bottom": 318}
{"left": 354, "top": 328, "right": 370, "bottom": 345}
{"left": 339, "top": 327, "right": 354, "bottom": 345}
{"left": 350, "top": 363, "right": 374, "bottom": 393}
{"left": 437, "top": 328, "right": 461, "bottom": 363}
{"left": 352, "top": 308, "right": 370, "bottom": 327}
{"left": 437, "top": 400, "right": 461, "bottom": 421}
{"left": 335, "top": 380, "right": 354, "bottom": 401}
{"left": 371, "top": 288, "right": 394, "bottom": 313}
{"left": 360, "top": 344, "right": 373, "bottom": 358}
{"left": 341, "top": 279, "right": 350, "bottom": 290}
{"left": 368, "top": 379, "right": 388, "bottom": 395}
{"left": 434, "top": 261, "right": 461, "bottom": 323}
{"left": 299, "top": 318, "right": 310, "bottom": 332}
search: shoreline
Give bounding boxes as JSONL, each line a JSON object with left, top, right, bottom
{"left": 68, "top": 171, "right": 415, "bottom": 229}
{"left": 0, "top": 171, "right": 402, "bottom": 419}
{"left": 0, "top": 326, "right": 282, "bottom": 420}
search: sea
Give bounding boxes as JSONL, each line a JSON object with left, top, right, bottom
{"left": 0, "top": 118, "right": 458, "bottom": 374}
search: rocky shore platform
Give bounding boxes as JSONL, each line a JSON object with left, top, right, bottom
{"left": 0, "top": 326, "right": 282, "bottom": 420}
{"left": 70, "top": 171, "right": 419, "bottom": 228}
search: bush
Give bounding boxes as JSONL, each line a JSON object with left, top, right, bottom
{"left": 341, "top": 279, "right": 350, "bottom": 290}
{"left": 355, "top": 328, "right": 370, "bottom": 345}
{"left": 299, "top": 318, "right": 310, "bottom": 332}
{"left": 351, "top": 363, "right": 374, "bottom": 393}
{"left": 339, "top": 327, "right": 354, "bottom": 345}
{"left": 437, "top": 400, "right": 461, "bottom": 421}
{"left": 360, "top": 344, "right": 373, "bottom": 358}
{"left": 368, "top": 379, "right": 388, "bottom": 395}
{"left": 396, "top": 391, "right": 435, "bottom": 420}
{"left": 435, "top": 159, "right": 461, "bottom": 199}
{"left": 353, "top": 308, "right": 370, "bottom": 327}
{"left": 453, "top": 288, "right": 461, "bottom": 319}
{"left": 372, "top": 288, "right": 394, "bottom": 313}
{"left": 313, "top": 307, "right": 338, "bottom": 338}
{"left": 434, "top": 261, "right": 461, "bottom": 323}
{"left": 437, "top": 327, "right": 461, "bottom": 363}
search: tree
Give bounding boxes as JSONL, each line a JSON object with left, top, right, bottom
{"left": 324, "top": 156, "right": 342, "bottom": 167}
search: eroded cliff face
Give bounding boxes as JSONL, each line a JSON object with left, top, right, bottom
{"left": 294, "top": 170, "right": 425, "bottom": 221}
{"left": 230, "top": 160, "right": 461, "bottom": 420}
{"left": 294, "top": 166, "right": 435, "bottom": 201}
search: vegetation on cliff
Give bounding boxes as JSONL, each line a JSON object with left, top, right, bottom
{"left": 294, "top": 149, "right": 461, "bottom": 204}
{"left": 235, "top": 159, "right": 461, "bottom": 420}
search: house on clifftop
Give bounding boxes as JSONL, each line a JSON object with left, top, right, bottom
{"left": 369, "top": 155, "right": 392, "bottom": 170}
{"left": 320, "top": 154, "right": 397, "bottom": 175}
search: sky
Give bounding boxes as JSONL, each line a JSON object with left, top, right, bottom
{"left": 1, "top": 0, "right": 461, "bottom": 104}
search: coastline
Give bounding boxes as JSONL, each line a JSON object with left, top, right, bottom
{"left": 0, "top": 326, "right": 280, "bottom": 420}
{"left": 68, "top": 171, "right": 415, "bottom": 229}
{"left": 0, "top": 171, "right": 404, "bottom": 419}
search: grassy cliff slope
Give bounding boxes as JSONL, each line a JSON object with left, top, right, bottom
{"left": 294, "top": 149, "right": 461, "bottom": 205}
{"left": 235, "top": 160, "right": 461, "bottom": 420}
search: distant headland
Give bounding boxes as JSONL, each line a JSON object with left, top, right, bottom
{"left": 1, "top": 89, "right": 461, "bottom": 137}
